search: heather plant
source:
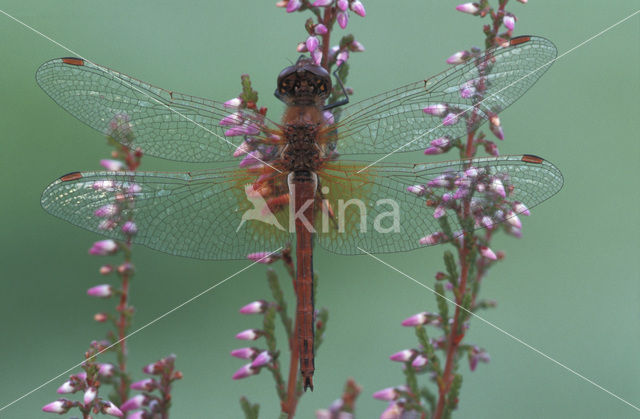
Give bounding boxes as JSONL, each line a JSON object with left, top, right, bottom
{"left": 42, "top": 115, "right": 182, "bottom": 418}
{"left": 225, "top": 1, "right": 545, "bottom": 419}
{"left": 372, "top": 1, "right": 537, "bottom": 418}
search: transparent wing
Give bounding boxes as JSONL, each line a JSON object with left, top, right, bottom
{"left": 333, "top": 36, "right": 557, "bottom": 155}
{"left": 41, "top": 168, "right": 292, "bottom": 260}
{"left": 36, "top": 58, "right": 280, "bottom": 163}
{"left": 315, "top": 154, "right": 563, "bottom": 255}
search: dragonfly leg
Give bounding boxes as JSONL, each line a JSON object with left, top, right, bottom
{"left": 323, "top": 65, "right": 349, "bottom": 111}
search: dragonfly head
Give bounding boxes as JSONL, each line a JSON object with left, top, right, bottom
{"left": 275, "top": 59, "right": 331, "bottom": 106}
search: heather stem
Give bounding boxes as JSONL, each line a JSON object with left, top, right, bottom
{"left": 319, "top": 7, "right": 333, "bottom": 70}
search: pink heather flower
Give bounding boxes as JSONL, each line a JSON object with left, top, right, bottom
{"left": 247, "top": 252, "right": 275, "bottom": 264}
{"left": 100, "top": 159, "right": 125, "bottom": 171}
{"left": 442, "top": 112, "right": 459, "bottom": 126}
{"left": 446, "top": 50, "right": 470, "bottom": 64}
{"left": 306, "top": 36, "right": 319, "bottom": 52}
{"left": 98, "top": 219, "right": 116, "bottom": 231}
{"left": 490, "top": 178, "right": 506, "bottom": 197}
{"left": 89, "top": 239, "right": 117, "bottom": 255}
{"left": 231, "top": 347, "right": 258, "bottom": 359}
{"left": 430, "top": 137, "right": 450, "bottom": 148}
{"left": 286, "top": 0, "right": 301, "bottom": 12}
{"left": 490, "top": 123, "right": 504, "bottom": 140}
{"left": 56, "top": 381, "right": 75, "bottom": 394}
{"left": 336, "top": 50, "right": 349, "bottom": 66}
{"left": 351, "top": 40, "right": 365, "bottom": 52}
{"left": 219, "top": 112, "right": 243, "bottom": 126}
{"left": 236, "top": 329, "right": 261, "bottom": 340}
{"left": 94, "top": 312, "right": 108, "bottom": 322}
{"left": 323, "top": 110, "right": 335, "bottom": 125}
{"left": 126, "top": 411, "right": 145, "bottom": 419}
{"left": 422, "top": 103, "right": 447, "bottom": 116}
{"left": 518, "top": 0, "right": 528, "bottom": 3}
{"left": 460, "top": 83, "right": 476, "bottom": 98}
{"left": 513, "top": 201, "right": 531, "bottom": 216}
{"left": 99, "top": 265, "right": 113, "bottom": 275}
{"left": 239, "top": 151, "right": 263, "bottom": 168}
{"left": 481, "top": 215, "right": 494, "bottom": 229}
{"left": 142, "top": 362, "right": 161, "bottom": 375}
{"left": 232, "top": 363, "right": 256, "bottom": 380}
{"left": 507, "top": 226, "right": 523, "bottom": 238}
{"left": 389, "top": 349, "right": 416, "bottom": 362}
{"left": 479, "top": 246, "right": 497, "bottom": 260}
{"left": 424, "top": 146, "right": 443, "bottom": 155}
{"left": 485, "top": 141, "right": 499, "bottom": 156}
{"left": 224, "top": 97, "right": 242, "bottom": 108}
{"left": 419, "top": 233, "right": 442, "bottom": 246}
{"left": 453, "top": 187, "right": 469, "bottom": 199}
{"left": 456, "top": 2, "right": 480, "bottom": 14}
{"left": 102, "top": 401, "right": 123, "bottom": 417}
{"left": 469, "top": 346, "right": 491, "bottom": 371}
{"left": 121, "top": 394, "right": 145, "bottom": 412}
{"left": 351, "top": 0, "right": 366, "bottom": 17}
{"left": 94, "top": 204, "right": 118, "bottom": 217}
{"left": 98, "top": 363, "right": 115, "bottom": 377}
{"left": 401, "top": 312, "right": 430, "bottom": 326}
{"left": 131, "top": 378, "right": 156, "bottom": 391}
{"left": 314, "top": 23, "right": 328, "bottom": 35}
{"left": 84, "top": 387, "right": 97, "bottom": 404}
{"left": 503, "top": 15, "right": 516, "bottom": 31}
{"left": 337, "top": 11, "right": 348, "bottom": 29}
{"left": 42, "top": 400, "right": 70, "bottom": 413}
{"left": 373, "top": 386, "right": 407, "bottom": 401}
{"left": 381, "top": 402, "right": 403, "bottom": 419}
{"left": 316, "top": 410, "right": 331, "bottom": 419}
{"left": 428, "top": 175, "right": 449, "bottom": 187}
{"left": 337, "top": 0, "right": 348, "bottom": 10}
{"left": 233, "top": 141, "right": 250, "bottom": 157}
{"left": 406, "top": 185, "right": 426, "bottom": 196}
{"left": 505, "top": 211, "right": 522, "bottom": 229}
{"left": 433, "top": 205, "right": 446, "bottom": 219}
{"left": 465, "top": 167, "right": 479, "bottom": 178}
{"left": 121, "top": 221, "right": 138, "bottom": 234}
{"left": 312, "top": 49, "right": 323, "bottom": 66}
{"left": 87, "top": 284, "right": 113, "bottom": 298}
{"left": 412, "top": 354, "right": 428, "bottom": 369}
{"left": 225, "top": 124, "right": 260, "bottom": 137}
{"left": 313, "top": 0, "right": 333, "bottom": 6}
{"left": 93, "top": 180, "right": 115, "bottom": 190}
{"left": 296, "top": 41, "right": 308, "bottom": 52}
{"left": 251, "top": 350, "right": 272, "bottom": 368}
{"left": 239, "top": 300, "right": 267, "bottom": 314}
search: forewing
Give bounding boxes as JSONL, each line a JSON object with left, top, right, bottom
{"left": 41, "top": 169, "right": 292, "bottom": 260}
{"left": 36, "top": 58, "right": 280, "bottom": 163}
{"left": 315, "top": 155, "right": 563, "bottom": 255}
{"left": 333, "top": 36, "right": 557, "bottom": 155}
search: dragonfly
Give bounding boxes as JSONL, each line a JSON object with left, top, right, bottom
{"left": 38, "top": 35, "right": 563, "bottom": 391}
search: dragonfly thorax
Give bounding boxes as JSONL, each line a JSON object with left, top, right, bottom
{"left": 281, "top": 123, "right": 322, "bottom": 172}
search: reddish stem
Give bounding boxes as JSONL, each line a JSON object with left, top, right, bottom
{"left": 116, "top": 267, "right": 130, "bottom": 402}
{"left": 434, "top": 129, "right": 476, "bottom": 418}
{"left": 320, "top": 7, "right": 333, "bottom": 70}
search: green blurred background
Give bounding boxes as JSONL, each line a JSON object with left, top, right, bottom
{"left": 1, "top": 1, "right": 638, "bottom": 418}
